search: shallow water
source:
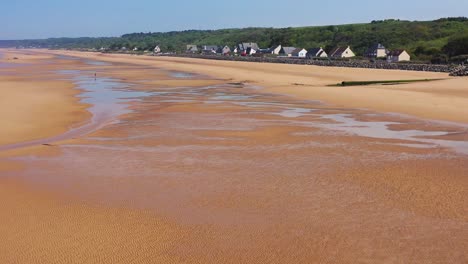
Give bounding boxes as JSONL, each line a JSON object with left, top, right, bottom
{"left": 315, "top": 113, "right": 468, "bottom": 155}
{"left": 170, "top": 71, "right": 195, "bottom": 78}
{"left": 55, "top": 54, "right": 81, "bottom": 61}
{"left": 83, "top": 60, "right": 112, "bottom": 66}
{"left": 132, "top": 82, "right": 468, "bottom": 156}
{"left": 57, "top": 70, "right": 148, "bottom": 119}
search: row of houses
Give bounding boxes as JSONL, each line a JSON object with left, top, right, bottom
{"left": 178, "top": 43, "right": 411, "bottom": 62}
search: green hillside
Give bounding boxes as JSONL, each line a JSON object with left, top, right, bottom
{"left": 2, "top": 17, "right": 468, "bottom": 61}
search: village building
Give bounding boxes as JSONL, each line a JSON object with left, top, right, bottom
{"left": 153, "top": 45, "right": 161, "bottom": 54}
{"left": 291, "top": 48, "right": 308, "bottom": 58}
{"left": 329, "top": 46, "right": 355, "bottom": 58}
{"left": 186, "top": 45, "right": 198, "bottom": 53}
{"left": 245, "top": 47, "right": 257, "bottom": 55}
{"left": 279, "top": 47, "right": 297, "bottom": 57}
{"left": 201, "top": 45, "right": 219, "bottom": 54}
{"left": 133, "top": 47, "right": 138, "bottom": 51}
{"left": 306, "top": 47, "right": 328, "bottom": 59}
{"left": 387, "top": 49, "right": 411, "bottom": 62}
{"left": 237, "top": 43, "right": 259, "bottom": 55}
{"left": 220, "top": 46, "right": 231, "bottom": 55}
{"left": 365, "top": 43, "right": 387, "bottom": 58}
{"left": 258, "top": 48, "right": 271, "bottom": 54}
{"left": 270, "top": 45, "right": 282, "bottom": 55}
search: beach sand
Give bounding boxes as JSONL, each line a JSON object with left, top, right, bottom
{"left": 1, "top": 49, "right": 467, "bottom": 263}
{"left": 0, "top": 52, "right": 90, "bottom": 146}
{"left": 32, "top": 49, "right": 468, "bottom": 123}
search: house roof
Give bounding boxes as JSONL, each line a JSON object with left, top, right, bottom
{"left": 330, "top": 46, "right": 349, "bottom": 56}
{"left": 388, "top": 49, "right": 406, "bottom": 56}
{"left": 307, "top": 48, "right": 323, "bottom": 55}
{"left": 220, "top": 46, "right": 231, "bottom": 53}
{"left": 238, "top": 43, "right": 259, "bottom": 51}
{"left": 292, "top": 48, "right": 305, "bottom": 54}
{"left": 256, "top": 48, "right": 272, "bottom": 54}
{"left": 202, "top": 45, "right": 219, "bottom": 51}
{"left": 281, "top": 47, "right": 297, "bottom": 54}
{"left": 269, "top": 45, "right": 281, "bottom": 51}
{"left": 245, "top": 47, "right": 258, "bottom": 54}
{"left": 186, "top": 45, "right": 198, "bottom": 51}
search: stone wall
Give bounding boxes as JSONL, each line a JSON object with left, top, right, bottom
{"left": 449, "top": 66, "right": 468, "bottom": 76}
{"left": 162, "top": 54, "right": 456, "bottom": 73}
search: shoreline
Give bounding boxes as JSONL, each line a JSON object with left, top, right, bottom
{"left": 20, "top": 49, "right": 468, "bottom": 124}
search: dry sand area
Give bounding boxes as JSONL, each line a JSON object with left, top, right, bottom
{"left": 0, "top": 51, "right": 90, "bottom": 146}
{"left": 0, "top": 49, "right": 467, "bottom": 263}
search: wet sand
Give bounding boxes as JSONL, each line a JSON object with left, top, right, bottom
{"left": 1, "top": 49, "right": 467, "bottom": 263}
{"left": 30, "top": 49, "right": 468, "bottom": 123}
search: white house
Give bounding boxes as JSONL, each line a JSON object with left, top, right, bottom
{"left": 291, "top": 48, "right": 308, "bottom": 58}
{"left": 365, "top": 43, "right": 387, "bottom": 58}
{"left": 329, "top": 46, "right": 355, "bottom": 58}
{"left": 154, "top": 46, "right": 161, "bottom": 54}
{"left": 387, "top": 50, "right": 411, "bottom": 62}
{"left": 133, "top": 47, "right": 138, "bottom": 51}
{"left": 201, "top": 45, "right": 219, "bottom": 54}
{"left": 237, "top": 43, "right": 259, "bottom": 55}
{"left": 270, "top": 45, "right": 282, "bottom": 55}
{"left": 279, "top": 47, "right": 297, "bottom": 57}
{"left": 245, "top": 47, "right": 257, "bottom": 55}
{"left": 221, "top": 46, "right": 231, "bottom": 55}
{"left": 306, "top": 47, "right": 328, "bottom": 59}
{"left": 186, "top": 45, "right": 198, "bottom": 53}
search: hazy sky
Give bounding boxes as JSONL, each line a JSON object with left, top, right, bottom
{"left": 2, "top": 0, "right": 467, "bottom": 39}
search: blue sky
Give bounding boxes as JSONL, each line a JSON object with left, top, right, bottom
{"left": 1, "top": 0, "right": 467, "bottom": 39}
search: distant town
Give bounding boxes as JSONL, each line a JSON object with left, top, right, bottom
{"left": 143, "top": 43, "right": 411, "bottom": 63}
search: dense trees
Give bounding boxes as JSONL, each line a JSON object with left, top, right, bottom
{"left": 443, "top": 34, "right": 468, "bottom": 57}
